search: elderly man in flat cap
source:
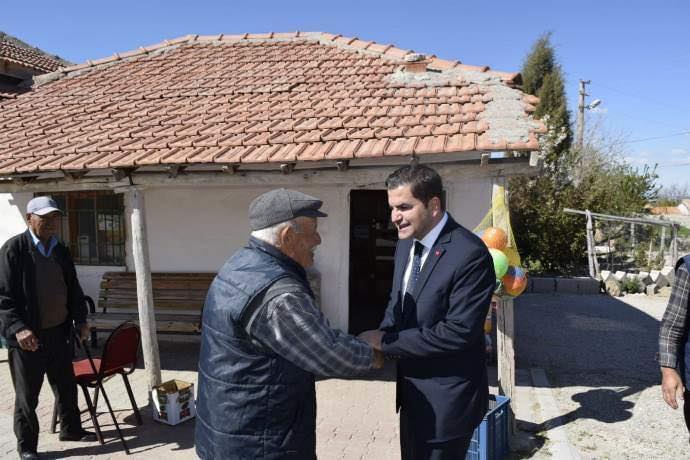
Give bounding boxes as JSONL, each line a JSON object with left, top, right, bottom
{"left": 195, "top": 188, "right": 383, "bottom": 460}
{"left": 0, "top": 197, "right": 95, "bottom": 460}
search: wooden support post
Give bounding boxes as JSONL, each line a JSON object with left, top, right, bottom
{"left": 585, "top": 210, "right": 595, "bottom": 278}
{"left": 629, "top": 223, "right": 636, "bottom": 273}
{"left": 128, "top": 188, "right": 162, "bottom": 391}
{"left": 660, "top": 227, "right": 667, "bottom": 265}
{"left": 648, "top": 237, "right": 654, "bottom": 267}
{"left": 672, "top": 225, "right": 678, "bottom": 263}
{"left": 496, "top": 296, "right": 515, "bottom": 434}
{"left": 492, "top": 178, "right": 516, "bottom": 435}
{"left": 630, "top": 223, "right": 636, "bottom": 250}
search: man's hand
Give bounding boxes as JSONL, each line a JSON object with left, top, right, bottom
{"left": 358, "top": 329, "right": 384, "bottom": 351}
{"left": 15, "top": 328, "right": 39, "bottom": 351}
{"left": 77, "top": 323, "right": 91, "bottom": 343}
{"left": 372, "top": 349, "right": 385, "bottom": 369}
{"left": 661, "top": 367, "right": 685, "bottom": 409}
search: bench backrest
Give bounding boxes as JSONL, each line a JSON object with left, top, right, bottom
{"left": 98, "top": 272, "right": 216, "bottom": 313}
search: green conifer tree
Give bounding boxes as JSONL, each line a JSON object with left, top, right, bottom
{"left": 509, "top": 34, "right": 658, "bottom": 274}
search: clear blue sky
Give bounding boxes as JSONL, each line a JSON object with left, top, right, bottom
{"left": 4, "top": 0, "right": 689, "bottom": 191}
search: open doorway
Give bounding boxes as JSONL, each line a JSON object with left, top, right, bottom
{"left": 348, "top": 190, "right": 398, "bottom": 335}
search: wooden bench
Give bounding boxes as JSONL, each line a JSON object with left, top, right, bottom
{"left": 88, "top": 272, "right": 215, "bottom": 346}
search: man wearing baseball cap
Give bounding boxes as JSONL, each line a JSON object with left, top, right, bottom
{"left": 0, "top": 196, "right": 94, "bottom": 459}
{"left": 196, "top": 188, "right": 383, "bottom": 460}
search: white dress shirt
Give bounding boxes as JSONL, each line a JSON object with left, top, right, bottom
{"left": 402, "top": 212, "right": 448, "bottom": 296}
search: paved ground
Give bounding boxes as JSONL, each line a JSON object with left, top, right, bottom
{"left": 515, "top": 293, "right": 690, "bottom": 459}
{"left": 0, "top": 291, "right": 685, "bottom": 459}
{"left": 0, "top": 339, "right": 410, "bottom": 460}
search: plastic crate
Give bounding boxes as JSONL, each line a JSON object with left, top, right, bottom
{"left": 466, "top": 394, "right": 511, "bottom": 460}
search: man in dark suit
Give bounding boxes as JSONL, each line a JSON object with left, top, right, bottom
{"left": 359, "top": 164, "right": 496, "bottom": 459}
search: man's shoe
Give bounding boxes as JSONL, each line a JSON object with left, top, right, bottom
{"left": 59, "top": 429, "right": 97, "bottom": 442}
{"left": 18, "top": 452, "right": 40, "bottom": 460}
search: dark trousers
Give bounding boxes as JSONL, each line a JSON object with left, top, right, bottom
{"left": 400, "top": 408, "right": 472, "bottom": 460}
{"left": 8, "top": 324, "right": 82, "bottom": 453}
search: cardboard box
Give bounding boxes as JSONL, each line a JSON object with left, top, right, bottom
{"left": 152, "top": 379, "right": 196, "bottom": 425}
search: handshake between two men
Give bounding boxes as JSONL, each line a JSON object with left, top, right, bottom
{"left": 359, "top": 329, "right": 386, "bottom": 369}
{"left": 195, "top": 164, "right": 495, "bottom": 460}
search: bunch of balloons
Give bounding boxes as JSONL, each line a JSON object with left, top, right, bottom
{"left": 479, "top": 227, "right": 528, "bottom": 297}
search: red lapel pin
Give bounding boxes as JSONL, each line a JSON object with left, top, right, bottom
{"left": 435, "top": 250, "right": 441, "bottom": 257}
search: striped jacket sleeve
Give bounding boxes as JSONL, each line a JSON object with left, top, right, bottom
{"left": 659, "top": 264, "right": 690, "bottom": 368}
{"left": 249, "top": 291, "right": 374, "bottom": 377}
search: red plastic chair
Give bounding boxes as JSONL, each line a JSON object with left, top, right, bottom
{"left": 52, "top": 321, "right": 142, "bottom": 454}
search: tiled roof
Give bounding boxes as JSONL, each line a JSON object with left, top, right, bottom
{"left": 0, "top": 39, "right": 66, "bottom": 73}
{"left": 0, "top": 82, "right": 28, "bottom": 100}
{"left": 0, "top": 32, "right": 545, "bottom": 177}
{"left": 649, "top": 207, "right": 681, "bottom": 215}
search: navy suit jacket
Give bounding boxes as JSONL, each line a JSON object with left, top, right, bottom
{"left": 379, "top": 215, "right": 495, "bottom": 442}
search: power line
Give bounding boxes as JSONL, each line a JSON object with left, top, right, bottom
{"left": 657, "top": 162, "right": 690, "bottom": 168}
{"left": 610, "top": 108, "right": 690, "bottom": 132}
{"left": 621, "top": 131, "right": 690, "bottom": 144}
{"left": 595, "top": 82, "right": 690, "bottom": 115}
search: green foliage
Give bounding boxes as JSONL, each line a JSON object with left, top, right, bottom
{"left": 521, "top": 33, "right": 556, "bottom": 97}
{"left": 508, "top": 34, "right": 659, "bottom": 275}
{"left": 632, "top": 242, "right": 663, "bottom": 271}
{"left": 521, "top": 33, "right": 572, "bottom": 166}
{"left": 621, "top": 277, "right": 642, "bottom": 294}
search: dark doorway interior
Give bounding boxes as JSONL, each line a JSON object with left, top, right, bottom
{"left": 348, "top": 190, "right": 398, "bottom": 335}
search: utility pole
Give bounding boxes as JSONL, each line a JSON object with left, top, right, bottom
{"left": 576, "top": 79, "right": 590, "bottom": 149}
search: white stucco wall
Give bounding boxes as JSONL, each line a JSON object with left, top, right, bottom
{"left": 0, "top": 192, "right": 32, "bottom": 246}
{"left": 445, "top": 176, "right": 494, "bottom": 230}
{"left": 139, "top": 185, "right": 351, "bottom": 329}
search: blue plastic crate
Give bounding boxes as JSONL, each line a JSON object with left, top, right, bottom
{"left": 466, "top": 394, "right": 511, "bottom": 460}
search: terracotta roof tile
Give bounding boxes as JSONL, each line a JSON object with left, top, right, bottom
{"left": 298, "top": 142, "right": 333, "bottom": 161}
{"left": 242, "top": 144, "right": 282, "bottom": 163}
{"left": 0, "top": 39, "right": 67, "bottom": 72}
{"left": 385, "top": 137, "right": 418, "bottom": 156}
{"left": 446, "top": 133, "right": 476, "bottom": 152}
{"left": 348, "top": 128, "right": 377, "bottom": 140}
{"left": 0, "top": 32, "right": 542, "bottom": 176}
{"left": 376, "top": 126, "right": 404, "bottom": 138}
{"left": 212, "top": 145, "right": 254, "bottom": 163}
{"left": 294, "top": 130, "right": 326, "bottom": 143}
{"left": 268, "top": 131, "right": 295, "bottom": 144}
{"left": 415, "top": 135, "right": 447, "bottom": 154}
{"left": 356, "top": 138, "right": 390, "bottom": 158}
{"left": 405, "top": 125, "right": 433, "bottom": 137}
{"left": 370, "top": 117, "right": 397, "bottom": 128}
{"left": 326, "top": 140, "right": 361, "bottom": 160}
{"left": 507, "top": 133, "right": 540, "bottom": 151}
{"left": 476, "top": 133, "right": 508, "bottom": 151}
{"left": 431, "top": 123, "right": 461, "bottom": 135}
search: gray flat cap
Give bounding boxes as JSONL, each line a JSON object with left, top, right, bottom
{"left": 249, "top": 188, "right": 327, "bottom": 230}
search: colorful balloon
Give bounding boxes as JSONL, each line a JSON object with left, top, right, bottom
{"left": 503, "top": 266, "right": 528, "bottom": 297}
{"left": 481, "top": 227, "right": 508, "bottom": 250}
{"left": 488, "top": 248, "right": 509, "bottom": 279}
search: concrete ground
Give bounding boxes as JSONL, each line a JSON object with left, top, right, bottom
{"left": 0, "top": 291, "right": 684, "bottom": 459}
{"left": 515, "top": 293, "right": 690, "bottom": 459}
{"left": 0, "top": 339, "right": 407, "bottom": 460}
